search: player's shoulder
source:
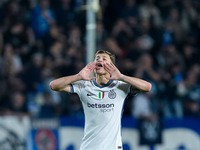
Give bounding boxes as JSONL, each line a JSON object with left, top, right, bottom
{"left": 116, "top": 80, "right": 129, "bottom": 86}
{"left": 106, "top": 80, "right": 129, "bottom": 90}
{"left": 75, "top": 80, "right": 95, "bottom": 87}
{"left": 72, "top": 80, "right": 84, "bottom": 85}
{"left": 115, "top": 80, "right": 131, "bottom": 90}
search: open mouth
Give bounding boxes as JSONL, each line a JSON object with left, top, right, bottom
{"left": 96, "top": 63, "right": 103, "bottom": 68}
{"left": 98, "top": 64, "right": 103, "bottom": 67}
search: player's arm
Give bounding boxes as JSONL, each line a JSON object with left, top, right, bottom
{"left": 49, "top": 62, "right": 96, "bottom": 92}
{"left": 103, "top": 62, "right": 152, "bottom": 92}
{"left": 119, "top": 75, "right": 152, "bottom": 92}
{"left": 49, "top": 75, "right": 81, "bottom": 92}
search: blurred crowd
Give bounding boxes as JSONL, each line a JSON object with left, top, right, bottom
{"left": 0, "top": 0, "right": 200, "bottom": 119}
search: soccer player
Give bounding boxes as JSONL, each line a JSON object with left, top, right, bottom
{"left": 49, "top": 50, "right": 152, "bottom": 150}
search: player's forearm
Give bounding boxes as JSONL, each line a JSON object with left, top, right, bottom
{"left": 119, "top": 74, "right": 152, "bottom": 92}
{"left": 49, "top": 74, "right": 81, "bottom": 91}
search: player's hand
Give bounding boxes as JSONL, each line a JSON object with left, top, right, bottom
{"left": 103, "top": 62, "right": 122, "bottom": 80}
{"left": 77, "top": 62, "right": 96, "bottom": 81}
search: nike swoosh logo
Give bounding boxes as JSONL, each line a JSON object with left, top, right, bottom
{"left": 87, "top": 93, "right": 93, "bottom": 96}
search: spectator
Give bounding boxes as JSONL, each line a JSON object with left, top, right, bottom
{"left": 132, "top": 92, "right": 157, "bottom": 120}
{"left": 181, "top": 0, "right": 198, "bottom": 32}
{"left": 3, "top": 0, "right": 22, "bottom": 29}
{"left": 96, "top": 21, "right": 108, "bottom": 50}
{"left": 53, "top": 0, "right": 76, "bottom": 29}
{"left": 166, "top": 7, "right": 186, "bottom": 44}
{"left": 182, "top": 44, "right": 199, "bottom": 70}
{"left": 4, "top": 21, "right": 27, "bottom": 49}
{"left": 189, "top": 12, "right": 200, "bottom": 48}
{"left": 176, "top": 66, "right": 200, "bottom": 100}
{"left": 100, "top": 0, "right": 121, "bottom": 32}
{"left": 42, "top": 24, "right": 67, "bottom": 54}
{"left": 102, "top": 37, "right": 124, "bottom": 58}
{"left": 111, "top": 18, "right": 134, "bottom": 50}
{"left": 39, "top": 92, "right": 56, "bottom": 118}
{"left": 1, "top": 43, "right": 23, "bottom": 78}
{"left": 139, "top": 0, "right": 163, "bottom": 27}
{"left": 119, "top": 0, "right": 139, "bottom": 29}
{"left": 161, "top": 44, "right": 185, "bottom": 69}
{"left": 31, "top": 0, "right": 56, "bottom": 39}
{"left": 134, "top": 52, "right": 161, "bottom": 82}
{"left": 67, "top": 25, "right": 82, "bottom": 48}
{"left": 183, "top": 95, "right": 200, "bottom": 118}
{"left": 157, "top": 0, "right": 176, "bottom": 20}
{"left": 6, "top": 92, "right": 30, "bottom": 117}
{"left": 22, "top": 52, "right": 43, "bottom": 94}
{"left": 120, "top": 0, "right": 138, "bottom": 18}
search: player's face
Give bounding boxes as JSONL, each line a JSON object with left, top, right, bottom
{"left": 94, "top": 53, "right": 112, "bottom": 75}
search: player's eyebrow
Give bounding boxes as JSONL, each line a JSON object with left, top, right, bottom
{"left": 96, "top": 55, "right": 109, "bottom": 59}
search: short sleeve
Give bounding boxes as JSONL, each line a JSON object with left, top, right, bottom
{"left": 129, "top": 86, "right": 140, "bottom": 96}
{"left": 70, "top": 80, "right": 85, "bottom": 96}
{"left": 118, "top": 81, "right": 140, "bottom": 96}
{"left": 118, "top": 81, "right": 131, "bottom": 95}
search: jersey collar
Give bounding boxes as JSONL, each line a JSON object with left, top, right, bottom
{"left": 93, "top": 79, "right": 113, "bottom": 88}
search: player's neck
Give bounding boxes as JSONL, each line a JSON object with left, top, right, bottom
{"left": 95, "top": 75, "right": 109, "bottom": 86}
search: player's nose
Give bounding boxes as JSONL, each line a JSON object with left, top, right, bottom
{"left": 97, "top": 58, "right": 102, "bottom": 62}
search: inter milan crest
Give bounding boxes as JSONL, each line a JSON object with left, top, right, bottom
{"left": 108, "top": 90, "right": 116, "bottom": 99}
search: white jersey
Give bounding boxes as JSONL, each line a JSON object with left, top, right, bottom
{"left": 70, "top": 79, "right": 135, "bottom": 150}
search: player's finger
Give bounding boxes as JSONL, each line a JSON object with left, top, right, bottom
{"left": 103, "top": 64, "right": 111, "bottom": 72}
{"left": 90, "top": 62, "right": 96, "bottom": 69}
{"left": 110, "top": 62, "right": 115, "bottom": 68}
{"left": 104, "top": 63, "right": 113, "bottom": 72}
{"left": 86, "top": 62, "right": 91, "bottom": 69}
{"left": 88, "top": 62, "right": 95, "bottom": 70}
{"left": 106, "top": 62, "right": 114, "bottom": 69}
{"left": 105, "top": 76, "right": 110, "bottom": 80}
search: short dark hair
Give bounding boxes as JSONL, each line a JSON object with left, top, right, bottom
{"left": 95, "top": 50, "right": 115, "bottom": 64}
